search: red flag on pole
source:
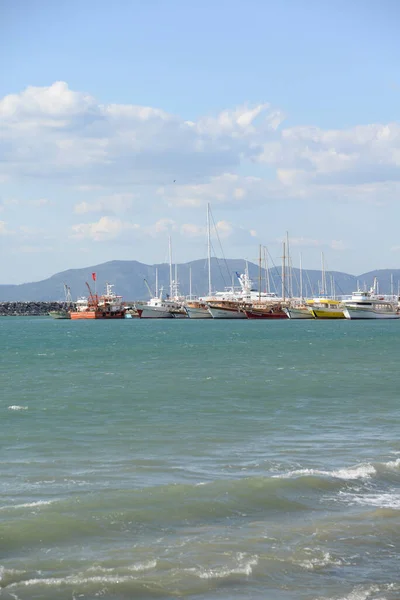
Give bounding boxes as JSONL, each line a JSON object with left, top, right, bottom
{"left": 92, "top": 272, "right": 96, "bottom": 281}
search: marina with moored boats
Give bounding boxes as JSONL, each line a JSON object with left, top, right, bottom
{"left": 10, "top": 206, "right": 400, "bottom": 322}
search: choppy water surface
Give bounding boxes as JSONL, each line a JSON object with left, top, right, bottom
{"left": 1, "top": 317, "right": 399, "bottom": 600}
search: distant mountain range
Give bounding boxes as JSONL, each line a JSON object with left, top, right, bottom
{"left": 0, "top": 259, "right": 399, "bottom": 301}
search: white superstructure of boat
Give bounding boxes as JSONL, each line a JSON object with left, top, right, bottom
{"left": 138, "top": 294, "right": 176, "bottom": 318}
{"left": 98, "top": 283, "right": 125, "bottom": 313}
{"left": 206, "top": 267, "right": 282, "bottom": 319}
{"left": 343, "top": 279, "right": 399, "bottom": 320}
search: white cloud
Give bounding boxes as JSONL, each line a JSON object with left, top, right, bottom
{"left": 71, "top": 216, "right": 140, "bottom": 241}
{"left": 1, "top": 81, "right": 399, "bottom": 219}
{"left": 0, "top": 220, "right": 13, "bottom": 235}
{"left": 330, "top": 240, "right": 347, "bottom": 251}
{"left": 1, "top": 83, "right": 280, "bottom": 186}
{"left": 142, "top": 218, "right": 178, "bottom": 237}
{"left": 215, "top": 220, "right": 234, "bottom": 239}
{"left": 30, "top": 198, "right": 51, "bottom": 207}
{"left": 153, "top": 218, "right": 177, "bottom": 233}
{"left": 180, "top": 223, "right": 206, "bottom": 237}
{"left": 260, "top": 122, "right": 400, "bottom": 187}
{"left": 279, "top": 237, "right": 348, "bottom": 251}
{"left": 289, "top": 237, "right": 323, "bottom": 248}
{"left": 74, "top": 193, "right": 135, "bottom": 214}
{"left": 158, "top": 173, "right": 265, "bottom": 208}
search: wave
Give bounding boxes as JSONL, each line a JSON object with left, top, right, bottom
{"left": 1, "top": 458, "right": 398, "bottom": 552}
{"left": 7, "top": 405, "right": 28, "bottom": 411}
{"left": 296, "top": 550, "right": 344, "bottom": 571}
{"left": 0, "top": 499, "right": 57, "bottom": 511}
{"left": 338, "top": 491, "right": 400, "bottom": 510}
{"left": 274, "top": 463, "right": 376, "bottom": 481}
{"left": 320, "top": 582, "right": 400, "bottom": 600}
{"left": 1, "top": 553, "right": 259, "bottom": 598}
{"left": 275, "top": 457, "right": 400, "bottom": 483}
{"left": 186, "top": 552, "right": 258, "bottom": 580}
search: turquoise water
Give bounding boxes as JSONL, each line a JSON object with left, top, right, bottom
{"left": 1, "top": 317, "right": 399, "bottom": 600}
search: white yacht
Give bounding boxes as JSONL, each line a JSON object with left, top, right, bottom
{"left": 136, "top": 287, "right": 181, "bottom": 319}
{"left": 184, "top": 301, "right": 213, "bottom": 319}
{"left": 343, "top": 279, "right": 399, "bottom": 320}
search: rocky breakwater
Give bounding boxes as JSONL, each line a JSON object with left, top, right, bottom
{"left": 0, "top": 302, "right": 75, "bottom": 316}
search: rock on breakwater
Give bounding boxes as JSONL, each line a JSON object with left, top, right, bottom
{"left": 0, "top": 302, "right": 75, "bottom": 316}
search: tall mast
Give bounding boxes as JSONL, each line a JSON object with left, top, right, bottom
{"left": 155, "top": 267, "right": 158, "bottom": 299}
{"left": 299, "top": 253, "right": 303, "bottom": 300}
{"left": 321, "top": 252, "right": 326, "bottom": 296}
{"left": 264, "top": 247, "right": 270, "bottom": 293}
{"left": 258, "top": 244, "right": 262, "bottom": 301}
{"left": 286, "top": 231, "right": 292, "bottom": 298}
{"left": 169, "top": 236, "right": 173, "bottom": 298}
{"left": 207, "top": 203, "right": 212, "bottom": 296}
{"left": 174, "top": 263, "right": 178, "bottom": 298}
{"left": 282, "top": 241, "right": 286, "bottom": 302}
{"left": 391, "top": 273, "right": 394, "bottom": 296}
{"left": 189, "top": 266, "right": 192, "bottom": 300}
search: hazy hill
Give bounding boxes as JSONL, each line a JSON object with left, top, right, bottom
{"left": 0, "top": 259, "right": 399, "bottom": 301}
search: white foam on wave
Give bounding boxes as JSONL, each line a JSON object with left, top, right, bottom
{"left": 84, "top": 560, "right": 158, "bottom": 576}
{"left": 127, "top": 559, "right": 157, "bottom": 572}
{"left": 191, "top": 553, "right": 258, "bottom": 580}
{"left": 339, "top": 491, "right": 400, "bottom": 510}
{"left": 332, "top": 464, "right": 376, "bottom": 480}
{"left": 298, "top": 551, "right": 343, "bottom": 570}
{"left": 317, "top": 582, "right": 399, "bottom": 600}
{"left": 384, "top": 458, "right": 400, "bottom": 470}
{"left": 274, "top": 463, "right": 376, "bottom": 481}
{"left": 7, "top": 574, "right": 134, "bottom": 589}
{"left": 0, "top": 499, "right": 56, "bottom": 511}
{"left": 0, "top": 566, "right": 26, "bottom": 581}
{"left": 8, "top": 405, "right": 28, "bottom": 411}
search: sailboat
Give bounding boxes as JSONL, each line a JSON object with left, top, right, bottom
{"left": 284, "top": 253, "right": 314, "bottom": 319}
{"left": 306, "top": 253, "right": 344, "bottom": 319}
{"left": 184, "top": 203, "right": 213, "bottom": 319}
{"left": 136, "top": 240, "right": 186, "bottom": 318}
{"left": 242, "top": 244, "right": 287, "bottom": 318}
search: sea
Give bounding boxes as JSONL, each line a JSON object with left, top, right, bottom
{"left": 1, "top": 317, "right": 399, "bottom": 600}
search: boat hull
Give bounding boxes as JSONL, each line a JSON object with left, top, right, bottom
{"left": 49, "top": 311, "right": 71, "bottom": 319}
{"left": 139, "top": 306, "right": 174, "bottom": 318}
{"left": 343, "top": 307, "right": 399, "bottom": 319}
{"left": 309, "top": 309, "right": 345, "bottom": 319}
{"left": 283, "top": 307, "right": 314, "bottom": 319}
{"left": 244, "top": 309, "right": 287, "bottom": 319}
{"left": 184, "top": 305, "right": 212, "bottom": 319}
{"left": 207, "top": 306, "right": 246, "bottom": 319}
{"left": 70, "top": 310, "right": 125, "bottom": 319}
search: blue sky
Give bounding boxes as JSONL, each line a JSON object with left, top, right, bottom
{"left": 1, "top": 0, "right": 400, "bottom": 284}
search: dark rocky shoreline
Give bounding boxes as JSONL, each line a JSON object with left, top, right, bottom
{"left": 0, "top": 302, "right": 75, "bottom": 316}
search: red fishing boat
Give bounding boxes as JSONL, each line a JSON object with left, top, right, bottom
{"left": 70, "top": 275, "right": 125, "bottom": 320}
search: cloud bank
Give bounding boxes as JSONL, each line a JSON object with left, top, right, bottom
{"left": 1, "top": 81, "right": 399, "bottom": 205}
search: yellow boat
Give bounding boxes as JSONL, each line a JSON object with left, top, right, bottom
{"left": 306, "top": 298, "right": 345, "bottom": 319}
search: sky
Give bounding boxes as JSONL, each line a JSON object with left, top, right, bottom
{"left": 1, "top": 0, "right": 400, "bottom": 284}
